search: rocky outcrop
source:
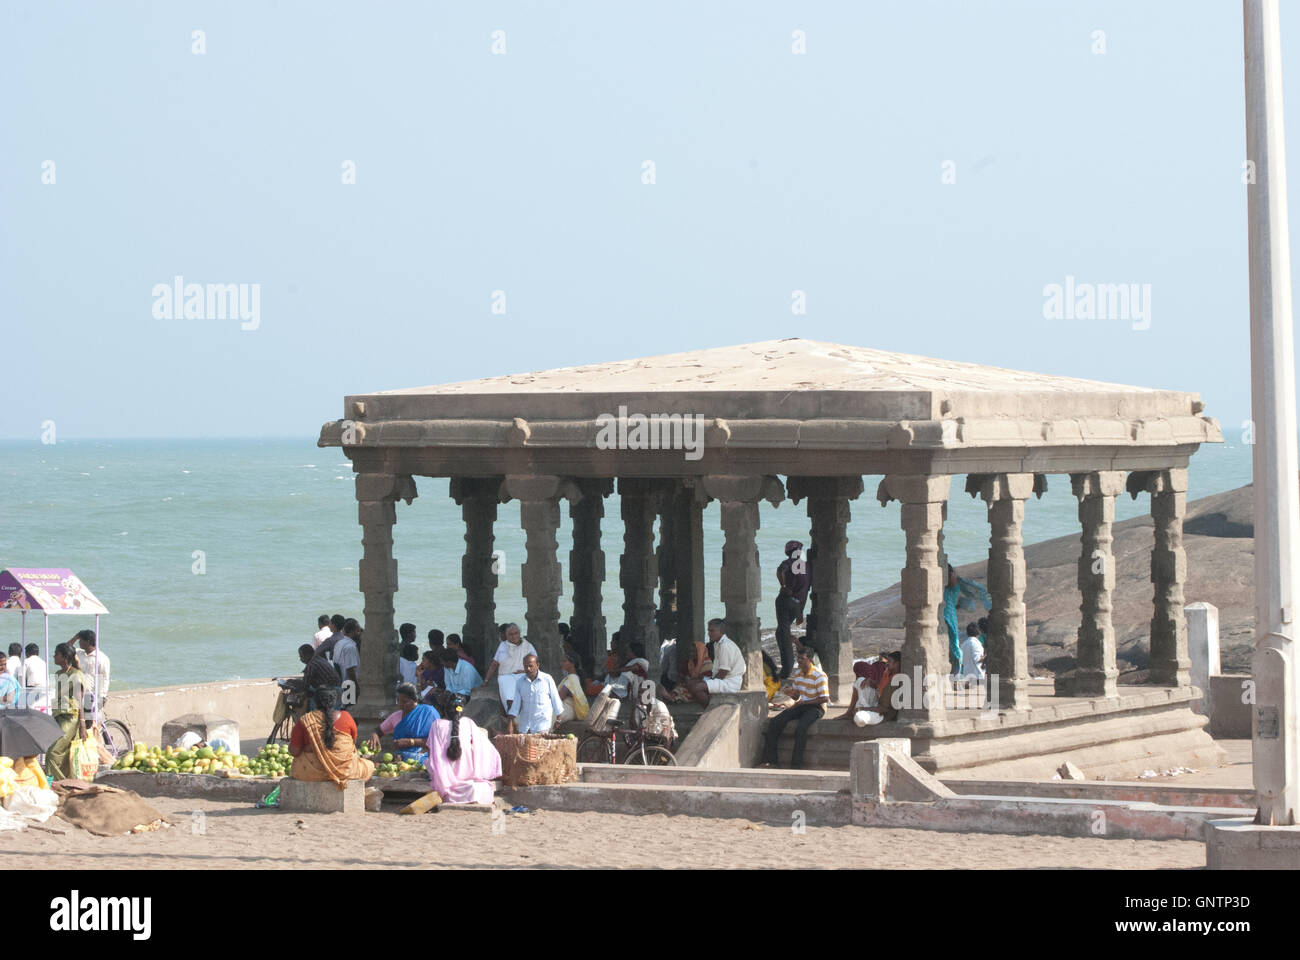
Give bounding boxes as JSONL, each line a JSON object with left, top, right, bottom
{"left": 848, "top": 481, "right": 1265, "bottom": 674}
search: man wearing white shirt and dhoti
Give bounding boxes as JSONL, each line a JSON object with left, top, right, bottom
{"left": 483, "top": 623, "right": 537, "bottom": 713}
{"left": 506, "top": 655, "right": 564, "bottom": 734}
{"left": 681, "top": 618, "right": 746, "bottom": 707}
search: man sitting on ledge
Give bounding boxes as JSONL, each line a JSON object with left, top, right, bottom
{"left": 680, "top": 618, "right": 744, "bottom": 708}
{"left": 289, "top": 687, "right": 375, "bottom": 787}
{"left": 760, "top": 647, "right": 829, "bottom": 770}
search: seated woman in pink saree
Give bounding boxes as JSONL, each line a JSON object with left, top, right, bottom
{"left": 425, "top": 690, "right": 501, "bottom": 804}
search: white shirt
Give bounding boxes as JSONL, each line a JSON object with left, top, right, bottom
{"left": 493, "top": 639, "right": 537, "bottom": 675}
{"left": 312, "top": 627, "right": 332, "bottom": 649}
{"left": 398, "top": 658, "right": 417, "bottom": 686}
{"left": 709, "top": 635, "right": 746, "bottom": 682}
{"left": 21, "top": 655, "right": 48, "bottom": 708}
{"left": 82, "top": 648, "right": 111, "bottom": 709}
{"left": 960, "top": 636, "right": 986, "bottom": 680}
{"left": 331, "top": 636, "right": 360, "bottom": 679}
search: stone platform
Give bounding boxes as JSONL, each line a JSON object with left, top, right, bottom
{"left": 761, "top": 679, "right": 1223, "bottom": 779}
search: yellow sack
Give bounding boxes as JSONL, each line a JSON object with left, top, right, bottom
{"left": 69, "top": 731, "right": 101, "bottom": 781}
{"left": 0, "top": 767, "right": 16, "bottom": 800}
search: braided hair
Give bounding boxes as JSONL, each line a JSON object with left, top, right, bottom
{"left": 434, "top": 689, "right": 465, "bottom": 761}
{"left": 315, "top": 685, "right": 338, "bottom": 750}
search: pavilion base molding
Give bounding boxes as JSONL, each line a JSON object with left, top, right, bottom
{"left": 760, "top": 680, "right": 1223, "bottom": 780}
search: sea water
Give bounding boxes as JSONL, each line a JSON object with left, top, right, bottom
{"left": 0, "top": 437, "right": 1254, "bottom": 689}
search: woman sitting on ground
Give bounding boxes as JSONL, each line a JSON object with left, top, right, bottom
{"left": 425, "top": 690, "right": 501, "bottom": 805}
{"left": 368, "top": 683, "right": 439, "bottom": 765}
{"left": 556, "top": 652, "right": 590, "bottom": 724}
{"left": 289, "top": 686, "right": 375, "bottom": 787}
{"left": 44, "top": 642, "right": 88, "bottom": 781}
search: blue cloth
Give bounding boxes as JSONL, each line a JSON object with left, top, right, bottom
{"left": 443, "top": 659, "right": 483, "bottom": 696}
{"left": 392, "top": 703, "right": 438, "bottom": 762}
{"left": 944, "top": 577, "right": 990, "bottom": 669}
{"left": 508, "top": 671, "right": 564, "bottom": 734}
{"left": 0, "top": 672, "right": 18, "bottom": 708}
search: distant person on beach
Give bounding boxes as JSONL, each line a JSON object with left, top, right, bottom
{"left": 960, "top": 623, "right": 986, "bottom": 682}
{"left": 44, "top": 643, "right": 88, "bottom": 781}
{"left": 288, "top": 686, "right": 374, "bottom": 786}
{"left": 840, "top": 651, "right": 901, "bottom": 725}
{"left": 760, "top": 647, "right": 828, "bottom": 769}
{"left": 0, "top": 652, "right": 19, "bottom": 708}
{"left": 556, "top": 652, "right": 590, "bottom": 724}
{"left": 439, "top": 647, "right": 482, "bottom": 696}
{"left": 447, "top": 633, "right": 475, "bottom": 668}
{"left": 427, "top": 628, "right": 445, "bottom": 654}
{"left": 75, "top": 629, "right": 110, "bottom": 721}
{"left": 333, "top": 619, "right": 362, "bottom": 706}
{"left": 775, "top": 539, "right": 811, "bottom": 680}
{"left": 318, "top": 614, "right": 346, "bottom": 654}
{"left": 507, "top": 654, "right": 563, "bottom": 734}
{"left": 426, "top": 689, "right": 501, "bottom": 805}
{"left": 313, "top": 614, "right": 332, "bottom": 649}
{"left": 399, "top": 643, "right": 420, "bottom": 687}
{"left": 418, "top": 650, "right": 443, "bottom": 692}
{"left": 484, "top": 622, "right": 536, "bottom": 712}
{"left": 943, "top": 564, "right": 990, "bottom": 677}
{"left": 22, "top": 643, "right": 48, "bottom": 711}
{"left": 681, "top": 619, "right": 744, "bottom": 707}
{"left": 367, "top": 682, "right": 437, "bottom": 765}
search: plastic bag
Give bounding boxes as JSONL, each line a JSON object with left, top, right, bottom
{"left": 3, "top": 786, "right": 59, "bottom": 823}
{"left": 69, "top": 731, "right": 101, "bottom": 781}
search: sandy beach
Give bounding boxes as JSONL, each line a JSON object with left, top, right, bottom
{"left": 1, "top": 795, "right": 1206, "bottom": 870}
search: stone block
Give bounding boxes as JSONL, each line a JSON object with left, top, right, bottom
{"left": 1057, "top": 760, "right": 1085, "bottom": 781}
{"left": 280, "top": 777, "right": 367, "bottom": 814}
{"left": 1206, "top": 818, "right": 1300, "bottom": 869}
{"left": 1186, "top": 602, "right": 1220, "bottom": 716}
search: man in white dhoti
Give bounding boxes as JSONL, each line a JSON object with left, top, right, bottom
{"left": 483, "top": 622, "right": 537, "bottom": 713}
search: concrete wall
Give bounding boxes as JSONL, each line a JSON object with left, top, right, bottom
{"left": 107, "top": 678, "right": 281, "bottom": 748}
{"left": 1210, "top": 674, "right": 1252, "bottom": 739}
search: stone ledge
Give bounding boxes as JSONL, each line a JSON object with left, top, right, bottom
{"left": 1206, "top": 818, "right": 1300, "bottom": 868}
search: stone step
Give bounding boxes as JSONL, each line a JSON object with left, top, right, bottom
{"left": 505, "top": 780, "right": 850, "bottom": 825}
{"left": 578, "top": 763, "right": 848, "bottom": 792}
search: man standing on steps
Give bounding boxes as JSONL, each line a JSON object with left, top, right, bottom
{"left": 760, "top": 647, "right": 829, "bottom": 769}
{"left": 774, "top": 540, "right": 810, "bottom": 680}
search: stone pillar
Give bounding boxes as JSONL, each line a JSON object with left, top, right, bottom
{"left": 879, "top": 474, "right": 950, "bottom": 723}
{"left": 355, "top": 473, "right": 417, "bottom": 712}
{"left": 788, "top": 476, "right": 864, "bottom": 705}
{"left": 451, "top": 477, "right": 503, "bottom": 667}
{"left": 673, "top": 480, "right": 709, "bottom": 645}
{"left": 1130, "top": 469, "right": 1191, "bottom": 687}
{"left": 569, "top": 478, "right": 612, "bottom": 672}
{"left": 656, "top": 494, "right": 678, "bottom": 642}
{"left": 619, "top": 479, "right": 664, "bottom": 674}
{"left": 974, "top": 473, "right": 1034, "bottom": 711}
{"left": 1070, "top": 470, "right": 1125, "bottom": 698}
{"left": 502, "top": 475, "right": 579, "bottom": 674}
{"left": 703, "top": 475, "right": 785, "bottom": 689}
{"left": 1187, "top": 602, "right": 1221, "bottom": 716}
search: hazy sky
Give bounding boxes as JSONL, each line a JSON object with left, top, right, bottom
{"left": 0, "top": 1, "right": 1290, "bottom": 439}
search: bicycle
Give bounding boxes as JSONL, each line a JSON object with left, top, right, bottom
{"left": 98, "top": 715, "right": 133, "bottom": 761}
{"left": 267, "top": 678, "right": 310, "bottom": 745}
{"left": 575, "top": 719, "right": 676, "bottom": 766}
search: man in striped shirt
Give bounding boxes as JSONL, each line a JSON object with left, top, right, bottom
{"left": 760, "top": 647, "right": 829, "bottom": 769}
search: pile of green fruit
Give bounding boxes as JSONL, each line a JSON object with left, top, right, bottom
{"left": 245, "top": 743, "right": 294, "bottom": 777}
{"left": 372, "top": 750, "right": 422, "bottom": 778}
{"left": 111, "top": 742, "right": 251, "bottom": 776}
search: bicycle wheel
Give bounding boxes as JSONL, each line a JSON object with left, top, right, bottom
{"left": 266, "top": 714, "right": 294, "bottom": 746}
{"left": 99, "top": 719, "right": 133, "bottom": 760}
{"left": 575, "top": 734, "right": 610, "bottom": 764}
{"left": 623, "top": 743, "right": 676, "bottom": 766}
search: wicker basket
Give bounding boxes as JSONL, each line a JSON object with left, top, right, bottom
{"left": 494, "top": 733, "right": 579, "bottom": 788}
